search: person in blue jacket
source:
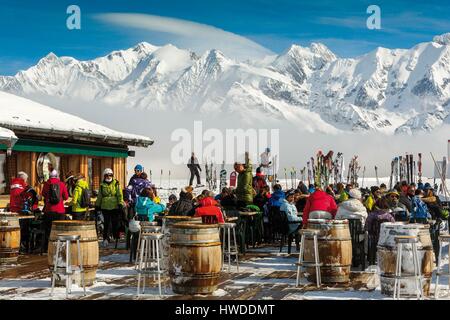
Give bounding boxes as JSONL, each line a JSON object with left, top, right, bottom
{"left": 268, "top": 184, "right": 285, "bottom": 207}
{"left": 135, "top": 187, "right": 166, "bottom": 222}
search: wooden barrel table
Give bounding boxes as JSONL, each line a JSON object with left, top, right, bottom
{"left": 0, "top": 213, "right": 20, "bottom": 264}
{"left": 304, "top": 219, "right": 352, "bottom": 283}
{"left": 48, "top": 220, "right": 99, "bottom": 286}
{"left": 161, "top": 216, "right": 202, "bottom": 270}
{"left": 169, "top": 222, "right": 222, "bottom": 294}
{"left": 377, "top": 222, "right": 434, "bottom": 297}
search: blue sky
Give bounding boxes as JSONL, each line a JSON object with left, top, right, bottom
{"left": 0, "top": 0, "right": 449, "bottom": 75}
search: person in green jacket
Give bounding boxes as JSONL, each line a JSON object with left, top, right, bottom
{"left": 95, "top": 168, "right": 124, "bottom": 247}
{"left": 71, "top": 174, "right": 90, "bottom": 220}
{"left": 235, "top": 152, "right": 254, "bottom": 208}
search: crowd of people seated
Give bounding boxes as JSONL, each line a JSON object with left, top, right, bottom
{"left": 6, "top": 157, "right": 448, "bottom": 256}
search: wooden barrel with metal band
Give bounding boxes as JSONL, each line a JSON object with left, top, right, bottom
{"left": 47, "top": 220, "right": 99, "bottom": 286}
{"left": 377, "top": 222, "right": 434, "bottom": 297}
{"left": 304, "top": 219, "right": 352, "bottom": 283}
{"left": 169, "top": 222, "right": 222, "bottom": 294}
{"left": 0, "top": 213, "right": 20, "bottom": 264}
{"left": 161, "top": 216, "right": 202, "bottom": 270}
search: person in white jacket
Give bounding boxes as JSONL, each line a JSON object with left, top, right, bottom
{"left": 335, "top": 188, "right": 368, "bottom": 227}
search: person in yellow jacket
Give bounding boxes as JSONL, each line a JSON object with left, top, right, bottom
{"left": 95, "top": 168, "right": 124, "bottom": 247}
{"left": 364, "top": 186, "right": 382, "bottom": 212}
{"left": 71, "top": 174, "right": 91, "bottom": 220}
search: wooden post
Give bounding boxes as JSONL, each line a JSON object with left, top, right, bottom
{"left": 30, "top": 152, "right": 37, "bottom": 189}
{"left": 80, "top": 155, "right": 89, "bottom": 184}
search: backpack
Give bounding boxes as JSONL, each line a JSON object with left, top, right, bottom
{"left": 79, "top": 187, "right": 91, "bottom": 209}
{"left": 49, "top": 182, "right": 61, "bottom": 205}
{"left": 412, "top": 197, "right": 430, "bottom": 220}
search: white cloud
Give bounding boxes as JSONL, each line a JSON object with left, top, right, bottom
{"left": 95, "top": 13, "right": 274, "bottom": 61}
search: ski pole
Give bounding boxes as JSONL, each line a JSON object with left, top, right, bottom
{"left": 362, "top": 166, "right": 366, "bottom": 188}
{"left": 284, "top": 168, "right": 288, "bottom": 190}
{"left": 160, "top": 169, "right": 163, "bottom": 188}
{"left": 168, "top": 170, "right": 171, "bottom": 190}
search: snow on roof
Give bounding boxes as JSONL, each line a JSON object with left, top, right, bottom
{"left": 0, "top": 126, "right": 17, "bottom": 141}
{"left": 0, "top": 91, "right": 153, "bottom": 147}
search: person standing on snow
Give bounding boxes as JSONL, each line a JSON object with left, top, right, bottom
{"left": 187, "top": 152, "right": 202, "bottom": 187}
{"left": 9, "top": 171, "right": 38, "bottom": 252}
{"left": 235, "top": 152, "right": 254, "bottom": 208}
{"left": 96, "top": 168, "right": 124, "bottom": 247}
{"left": 260, "top": 148, "right": 272, "bottom": 181}
{"left": 41, "top": 170, "right": 69, "bottom": 248}
{"left": 126, "top": 167, "right": 151, "bottom": 210}
{"left": 71, "top": 174, "right": 91, "bottom": 220}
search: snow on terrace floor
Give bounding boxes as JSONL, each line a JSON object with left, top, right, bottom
{"left": 1, "top": 244, "right": 450, "bottom": 300}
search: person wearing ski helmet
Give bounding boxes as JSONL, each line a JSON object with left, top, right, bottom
{"left": 96, "top": 168, "right": 124, "bottom": 247}
{"left": 125, "top": 169, "right": 151, "bottom": 209}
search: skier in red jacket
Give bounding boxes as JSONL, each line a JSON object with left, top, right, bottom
{"left": 9, "top": 171, "right": 38, "bottom": 213}
{"left": 41, "top": 170, "right": 69, "bottom": 248}
{"left": 302, "top": 185, "right": 338, "bottom": 227}
{"left": 41, "top": 170, "right": 69, "bottom": 214}
{"left": 9, "top": 174, "right": 27, "bottom": 213}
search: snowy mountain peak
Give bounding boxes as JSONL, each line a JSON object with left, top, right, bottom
{"left": 38, "top": 52, "right": 59, "bottom": 64}
{"left": 309, "top": 42, "right": 337, "bottom": 60}
{"left": 1, "top": 36, "right": 450, "bottom": 134}
{"left": 132, "top": 41, "right": 159, "bottom": 53}
{"left": 433, "top": 33, "right": 450, "bottom": 45}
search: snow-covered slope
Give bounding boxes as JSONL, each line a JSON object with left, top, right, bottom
{"left": 1, "top": 34, "right": 450, "bottom": 134}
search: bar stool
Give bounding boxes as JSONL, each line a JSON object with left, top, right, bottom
{"left": 136, "top": 232, "right": 165, "bottom": 297}
{"left": 134, "top": 224, "right": 162, "bottom": 268}
{"left": 434, "top": 234, "right": 450, "bottom": 299}
{"left": 296, "top": 229, "right": 322, "bottom": 288}
{"left": 219, "top": 222, "right": 239, "bottom": 272}
{"left": 393, "top": 235, "right": 423, "bottom": 300}
{"left": 50, "top": 234, "right": 86, "bottom": 298}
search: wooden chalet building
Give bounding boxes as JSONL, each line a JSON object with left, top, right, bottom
{"left": 0, "top": 91, "right": 153, "bottom": 199}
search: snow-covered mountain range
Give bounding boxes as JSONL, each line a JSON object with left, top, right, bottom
{"left": 1, "top": 33, "right": 450, "bottom": 134}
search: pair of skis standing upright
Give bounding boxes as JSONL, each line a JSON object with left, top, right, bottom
{"left": 388, "top": 153, "right": 422, "bottom": 189}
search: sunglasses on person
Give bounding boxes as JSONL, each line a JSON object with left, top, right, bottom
{"left": 106, "top": 174, "right": 113, "bottom": 177}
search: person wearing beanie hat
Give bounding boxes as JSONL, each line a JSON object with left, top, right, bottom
{"left": 41, "top": 169, "right": 69, "bottom": 248}
{"left": 253, "top": 166, "right": 268, "bottom": 194}
{"left": 96, "top": 168, "right": 124, "bottom": 247}
{"left": 335, "top": 188, "right": 368, "bottom": 227}
{"left": 348, "top": 188, "right": 362, "bottom": 200}
{"left": 49, "top": 170, "right": 58, "bottom": 179}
